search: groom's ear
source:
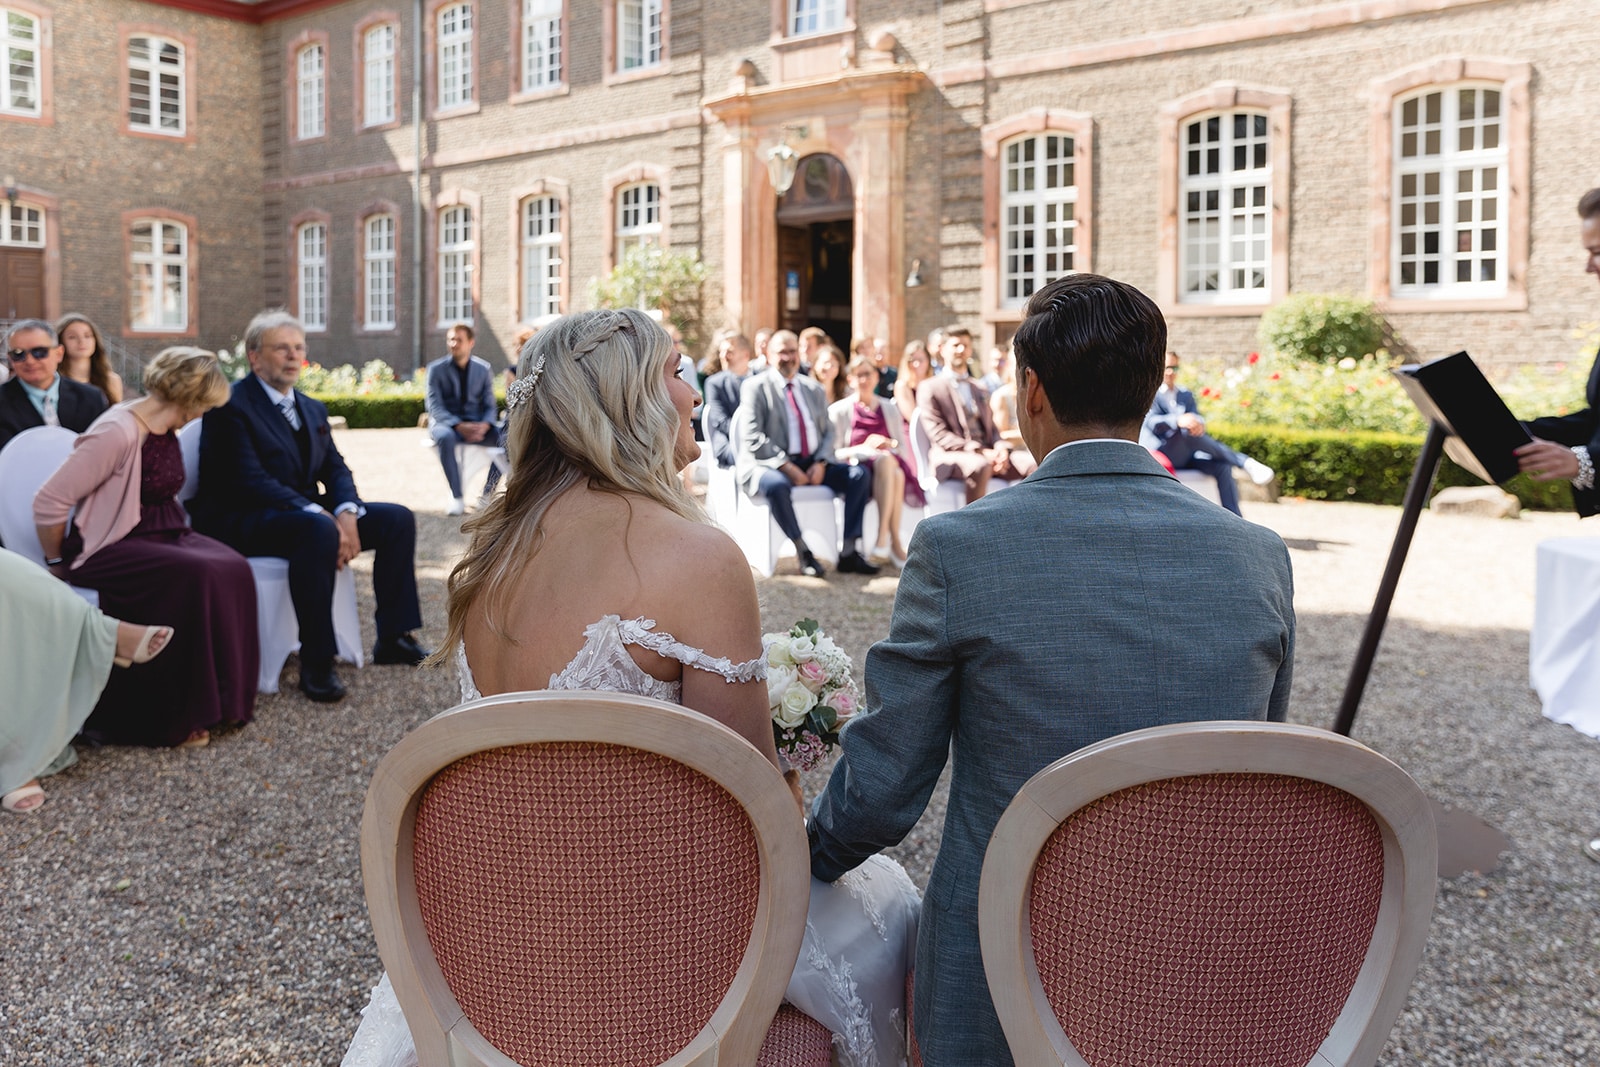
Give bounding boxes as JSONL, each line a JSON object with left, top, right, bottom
{"left": 1021, "top": 367, "right": 1052, "bottom": 422}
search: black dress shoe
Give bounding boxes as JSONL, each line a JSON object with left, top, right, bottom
{"left": 374, "top": 633, "right": 432, "bottom": 666}
{"left": 797, "top": 549, "right": 827, "bottom": 578}
{"left": 299, "top": 665, "right": 347, "bottom": 703}
{"left": 836, "top": 551, "right": 882, "bottom": 576}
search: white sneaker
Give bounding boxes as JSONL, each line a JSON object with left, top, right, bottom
{"left": 445, "top": 497, "right": 466, "bottom": 516}
{"left": 1242, "top": 457, "right": 1275, "bottom": 486}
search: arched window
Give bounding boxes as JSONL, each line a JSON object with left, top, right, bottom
{"left": 296, "top": 43, "right": 325, "bottom": 139}
{"left": 615, "top": 181, "right": 661, "bottom": 262}
{"left": 437, "top": 3, "right": 474, "bottom": 110}
{"left": 522, "top": 0, "right": 562, "bottom": 91}
{"left": 999, "top": 131, "right": 1079, "bottom": 308}
{"left": 521, "top": 195, "right": 563, "bottom": 320}
{"left": 363, "top": 23, "right": 398, "bottom": 126}
{"left": 438, "top": 204, "right": 475, "bottom": 324}
{"left": 1179, "top": 110, "right": 1272, "bottom": 302}
{"left": 130, "top": 217, "right": 189, "bottom": 330}
{"left": 616, "top": 0, "right": 662, "bottom": 71}
{"left": 297, "top": 221, "right": 328, "bottom": 330}
{"left": 364, "top": 214, "right": 397, "bottom": 329}
{"left": 128, "top": 35, "right": 184, "bottom": 135}
{"left": 0, "top": 8, "right": 40, "bottom": 117}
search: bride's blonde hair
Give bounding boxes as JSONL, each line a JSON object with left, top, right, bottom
{"left": 429, "top": 308, "right": 706, "bottom": 662}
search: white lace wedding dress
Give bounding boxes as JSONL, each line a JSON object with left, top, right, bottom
{"left": 342, "top": 615, "right": 921, "bottom": 1067}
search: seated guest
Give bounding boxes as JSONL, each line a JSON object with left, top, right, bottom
{"left": 733, "top": 329, "right": 879, "bottom": 578}
{"left": 0, "top": 319, "right": 109, "bottom": 452}
{"left": 798, "top": 325, "right": 828, "bottom": 374}
{"left": 979, "top": 344, "right": 1010, "bottom": 394}
{"left": 189, "top": 310, "right": 431, "bottom": 703}
{"left": 829, "top": 357, "right": 923, "bottom": 567}
{"left": 751, "top": 326, "right": 774, "bottom": 373}
{"left": 871, "top": 335, "right": 897, "bottom": 399}
{"left": 703, "top": 333, "right": 753, "bottom": 468}
{"left": 1140, "top": 350, "right": 1273, "bottom": 517}
{"left": 918, "top": 325, "right": 1036, "bottom": 503}
{"left": 0, "top": 547, "right": 174, "bottom": 813}
{"left": 810, "top": 343, "right": 848, "bottom": 405}
{"left": 34, "top": 347, "right": 257, "bottom": 749}
{"left": 56, "top": 313, "right": 124, "bottom": 403}
{"left": 892, "top": 341, "right": 931, "bottom": 425}
{"left": 508, "top": 324, "right": 535, "bottom": 392}
{"left": 989, "top": 354, "right": 1027, "bottom": 451}
{"left": 425, "top": 322, "right": 502, "bottom": 516}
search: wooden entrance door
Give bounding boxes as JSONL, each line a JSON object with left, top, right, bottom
{"left": 0, "top": 248, "right": 45, "bottom": 320}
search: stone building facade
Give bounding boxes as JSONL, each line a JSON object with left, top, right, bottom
{"left": 1, "top": 0, "right": 1594, "bottom": 374}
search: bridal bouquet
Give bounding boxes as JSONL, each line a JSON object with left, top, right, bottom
{"left": 765, "top": 619, "right": 859, "bottom": 772}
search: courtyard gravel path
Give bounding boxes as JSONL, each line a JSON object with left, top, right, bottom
{"left": 3, "top": 427, "right": 1597, "bottom": 1064}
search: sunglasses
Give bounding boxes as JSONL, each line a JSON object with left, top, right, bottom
{"left": 6, "top": 346, "right": 54, "bottom": 362}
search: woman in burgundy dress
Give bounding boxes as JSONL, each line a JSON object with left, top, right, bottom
{"left": 828, "top": 357, "right": 924, "bottom": 567}
{"left": 34, "top": 347, "right": 257, "bottom": 748}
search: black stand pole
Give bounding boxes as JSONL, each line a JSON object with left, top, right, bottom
{"left": 1334, "top": 421, "right": 1448, "bottom": 736}
{"left": 1331, "top": 420, "right": 1509, "bottom": 876}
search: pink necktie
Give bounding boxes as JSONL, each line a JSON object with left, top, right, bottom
{"left": 785, "top": 383, "right": 811, "bottom": 456}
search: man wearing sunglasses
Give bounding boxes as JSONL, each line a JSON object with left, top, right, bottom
{"left": 0, "top": 319, "right": 109, "bottom": 452}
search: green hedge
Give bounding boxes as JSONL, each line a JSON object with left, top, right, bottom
{"left": 307, "top": 391, "right": 508, "bottom": 430}
{"left": 1210, "top": 423, "right": 1572, "bottom": 511}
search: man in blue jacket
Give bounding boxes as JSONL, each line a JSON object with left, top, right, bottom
{"left": 426, "top": 323, "right": 502, "bottom": 515}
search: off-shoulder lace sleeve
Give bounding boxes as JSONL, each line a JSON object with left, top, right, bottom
{"left": 617, "top": 617, "right": 767, "bottom": 684}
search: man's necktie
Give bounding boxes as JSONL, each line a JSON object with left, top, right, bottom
{"left": 278, "top": 396, "right": 301, "bottom": 431}
{"left": 785, "top": 383, "right": 811, "bottom": 457}
{"left": 41, "top": 395, "right": 58, "bottom": 427}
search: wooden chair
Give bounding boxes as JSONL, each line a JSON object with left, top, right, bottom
{"left": 978, "top": 720, "right": 1437, "bottom": 1067}
{"left": 361, "top": 690, "right": 833, "bottom": 1067}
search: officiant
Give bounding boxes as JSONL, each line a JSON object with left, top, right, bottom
{"left": 1515, "top": 188, "right": 1600, "bottom": 864}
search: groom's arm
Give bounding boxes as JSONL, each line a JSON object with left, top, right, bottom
{"left": 808, "top": 521, "right": 958, "bottom": 882}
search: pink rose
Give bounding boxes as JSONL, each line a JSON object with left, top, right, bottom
{"left": 832, "top": 690, "right": 857, "bottom": 717}
{"left": 798, "top": 660, "right": 827, "bottom": 692}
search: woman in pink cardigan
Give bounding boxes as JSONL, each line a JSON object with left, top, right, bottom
{"left": 35, "top": 348, "right": 258, "bottom": 749}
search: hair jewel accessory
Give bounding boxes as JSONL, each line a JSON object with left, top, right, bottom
{"left": 506, "top": 350, "right": 547, "bottom": 412}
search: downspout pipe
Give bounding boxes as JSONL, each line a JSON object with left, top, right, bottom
{"left": 412, "top": 0, "right": 425, "bottom": 375}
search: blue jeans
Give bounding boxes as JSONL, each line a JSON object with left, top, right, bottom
{"left": 756, "top": 461, "right": 872, "bottom": 545}
{"left": 431, "top": 423, "right": 504, "bottom": 498}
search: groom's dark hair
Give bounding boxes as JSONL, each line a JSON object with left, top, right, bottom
{"left": 1011, "top": 273, "right": 1167, "bottom": 430}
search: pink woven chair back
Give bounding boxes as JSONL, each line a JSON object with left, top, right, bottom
{"left": 1027, "top": 772, "right": 1385, "bottom": 1067}
{"left": 410, "top": 741, "right": 761, "bottom": 1067}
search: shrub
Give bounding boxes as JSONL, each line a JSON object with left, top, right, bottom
{"left": 1257, "top": 293, "right": 1387, "bottom": 364}
{"left": 589, "top": 244, "right": 710, "bottom": 351}
{"left": 1210, "top": 422, "right": 1573, "bottom": 510}
{"left": 309, "top": 394, "right": 428, "bottom": 428}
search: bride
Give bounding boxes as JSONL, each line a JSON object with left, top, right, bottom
{"left": 342, "top": 309, "right": 920, "bottom": 1067}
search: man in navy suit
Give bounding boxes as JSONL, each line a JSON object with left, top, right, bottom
{"left": 188, "top": 310, "right": 429, "bottom": 703}
{"left": 1139, "top": 350, "right": 1273, "bottom": 515}
{"left": 702, "top": 333, "right": 752, "bottom": 468}
{"left": 0, "top": 319, "right": 109, "bottom": 452}
{"left": 425, "top": 322, "right": 501, "bottom": 515}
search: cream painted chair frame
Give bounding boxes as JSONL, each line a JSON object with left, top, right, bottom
{"left": 361, "top": 690, "right": 811, "bottom": 1067}
{"left": 978, "top": 720, "right": 1438, "bottom": 1067}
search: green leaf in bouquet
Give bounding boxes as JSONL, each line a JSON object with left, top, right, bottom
{"left": 795, "top": 618, "right": 820, "bottom": 636}
{"left": 814, "top": 703, "right": 839, "bottom": 732}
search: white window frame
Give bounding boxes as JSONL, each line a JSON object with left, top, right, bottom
{"left": 788, "top": 0, "right": 844, "bottom": 36}
{"left": 297, "top": 222, "right": 328, "bottom": 331}
{"left": 438, "top": 204, "right": 474, "bottom": 325}
{"left": 437, "top": 3, "right": 474, "bottom": 111}
{"left": 1391, "top": 81, "right": 1507, "bottom": 300}
{"left": 614, "top": 181, "right": 661, "bottom": 264}
{"left": 522, "top": 0, "right": 562, "bottom": 91}
{"left": 1, "top": 201, "right": 43, "bottom": 247}
{"left": 999, "top": 132, "right": 1079, "bottom": 310}
{"left": 521, "top": 196, "right": 562, "bottom": 320}
{"left": 128, "top": 35, "right": 184, "bottom": 136}
{"left": 129, "top": 218, "right": 188, "bottom": 332}
{"left": 1, "top": 8, "right": 41, "bottom": 117}
{"left": 296, "top": 43, "right": 325, "bottom": 140}
{"left": 364, "top": 25, "right": 397, "bottom": 126}
{"left": 1178, "top": 109, "right": 1273, "bottom": 305}
{"left": 364, "top": 214, "right": 397, "bottom": 330}
{"left": 617, "top": 0, "right": 662, "bottom": 72}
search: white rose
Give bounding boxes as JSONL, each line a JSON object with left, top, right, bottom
{"left": 766, "top": 639, "right": 795, "bottom": 668}
{"left": 1337, "top": 357, "right": 1357, "bottom": 370}
{"left": 775, "top": 683, "right": 817, "bottom": 728}
{"left": 788, "top": 635, "right": 817, "bottom": 663}
{"left": 766, "top": 665, "right": 798, "bottom": 709}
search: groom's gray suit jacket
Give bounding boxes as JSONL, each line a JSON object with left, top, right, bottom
{"left": 808, "top": 440, "right": 1295, "bottom": 1066}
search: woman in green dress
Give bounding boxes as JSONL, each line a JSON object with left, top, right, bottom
{"left": 0, "top": 548, "right": 173, "bottom": 813}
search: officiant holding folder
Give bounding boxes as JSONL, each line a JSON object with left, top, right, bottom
{"left": 1516, "top": 188, "right": 1600, "bottom": 863}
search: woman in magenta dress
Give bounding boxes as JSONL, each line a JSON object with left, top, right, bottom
{"left": 828, "top": 357, "right": 924, "bottom": 567}
{"left": 34, "top": 347, "right": 257, "bottom": 748}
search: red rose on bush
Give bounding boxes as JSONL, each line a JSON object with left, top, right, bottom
{"left": 1248, "top": 352, "right": 1260, "bottom": 364}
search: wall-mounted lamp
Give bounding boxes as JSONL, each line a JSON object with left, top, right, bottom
{"left": 765, "top": 125, "right": 809, "bottom": 196}
{"left": 2, "top": 175, "right": 17, "bottom": 211}
{"left": 904, "top": 257, "right": 924, "bottom": 288}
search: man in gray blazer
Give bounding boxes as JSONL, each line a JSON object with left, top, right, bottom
{"left": 733, "top": 329, "right": 878, "bottom": 577}
{"left": 808, "top": 274, "right": 1296, "bottom": 1064}
{"left": 425, "top": 322, "right": 501, "bottom": 515}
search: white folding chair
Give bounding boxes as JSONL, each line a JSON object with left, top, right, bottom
{"left": 907, "top": 409, "right": 984, "bottom": 515}
{"left": 0, "top": 425, "right": 101, "bottom": 607}
{"left": 178, "top": 420, "right": 364, "bottom": 693}
{"left": 1173, "top": 466, "right": 1223, "bottom": 505}
{"left": 420, "top": 434, "right": 509, "bottom": 501}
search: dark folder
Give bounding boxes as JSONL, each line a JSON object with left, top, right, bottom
{"left": 1394, "top": 351, "right": 1531, "bottom": 484}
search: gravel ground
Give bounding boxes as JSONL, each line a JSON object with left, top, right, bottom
{"left": 3, "top": 427, "right": 1597, "bottom": 1065}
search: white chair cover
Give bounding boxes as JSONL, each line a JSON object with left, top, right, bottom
{"left": 177, "top": 420, "right": 364, "bottom": 692}
{"left": 724, "top": 420, "right": 839, "bottom": 577}
{"left": 0, "top": 425, "right": 101, "bottom": 607}
{"left": 1531, "top": 537, "right": 1600, "bottom": 738}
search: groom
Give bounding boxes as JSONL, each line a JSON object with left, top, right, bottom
{"left": 807, "top": 274, "right": 1296, "bottom": 1064}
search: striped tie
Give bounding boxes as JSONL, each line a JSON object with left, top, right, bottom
{"left": 278, "top": 396, "right": 301, "bottom": 431}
